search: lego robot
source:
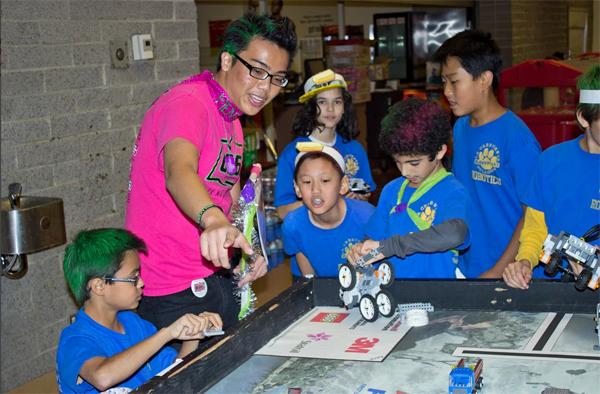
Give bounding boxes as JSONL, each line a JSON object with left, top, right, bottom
{"left": 448, "top": 358, "right": 483, "bottom": 394}
{"left": 338, "top": 260, "right": 395, "bottom": 322}
{"left": 540, "top": 231, "right": 600, "bottom": 291}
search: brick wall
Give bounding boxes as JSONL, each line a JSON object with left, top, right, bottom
{"left": 476, "top": 0, "right": 513, "bottom": 68}
{"left": 476, "top": 0, "right": 593, "bottom": 67}
{"left": 0, "top": 1, "right": 200, "bottom": 390}
{"left": 511, "top": 0, "right": 569, "bottom": 64}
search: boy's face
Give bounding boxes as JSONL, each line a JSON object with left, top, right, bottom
{"left": 576, "top": 110, "right": 600, "bottom": 152}
{"left": 104, "top": 250, "right": 144, "bottom": 310}
{"left": 294, "top": 157, "right": 349, "bottom": 216}
{"left": 220, "top": 38, "right": 290, "bottom": 116}
{"left": 392, "top": 146, "right": 446, "bottom": 188}
{"left": 441, "top": 56, "right": 488, "bottom": 117}
{"left": 315, "top": 88, "right": 344, "bottom": 133}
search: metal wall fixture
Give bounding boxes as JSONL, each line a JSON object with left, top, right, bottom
{"left": 0, "top": 183, "right": 66, "bottom": 279}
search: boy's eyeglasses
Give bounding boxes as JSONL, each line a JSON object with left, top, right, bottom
{"left": 103, "top": 276, "right": 140, "bottom": 286}
{"left": 233, "top": 53, "right": 289, "bottom": 87}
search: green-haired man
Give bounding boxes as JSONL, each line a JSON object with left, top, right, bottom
{"left": 125, "top": 14, "right": 297, "bottom": 330}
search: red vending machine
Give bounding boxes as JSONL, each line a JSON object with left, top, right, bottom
{"left": 498, "top": 56, "right": 598, "bottom": 150}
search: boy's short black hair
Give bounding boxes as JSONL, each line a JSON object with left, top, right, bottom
{"left": 217, "top": 13, "right": 297, "bottom": 70}
{"left": 294, "top": 151, "right": 345, "bottom": 181}
{"left": 434, "top": 29, "right": 502, "bottom": 90}
{"left": 379, "top": 98, "right": 451, "bottom": 160}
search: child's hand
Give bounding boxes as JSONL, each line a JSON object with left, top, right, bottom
{"left": 347, "top": 240, "right": 383, "bottom": 266}
{"left": 502, "top": 260, "right": 532, "bottom": 290}
{"left": 168, "top": 312, "right": 223, "bottom": 340}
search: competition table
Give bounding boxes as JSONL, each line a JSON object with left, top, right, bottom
{"left": 136, "top": 279, "right": 599, "bottom": 393}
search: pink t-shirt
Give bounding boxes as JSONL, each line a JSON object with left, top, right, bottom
{"left": 125, "top": 78, "right": 243, "bottom": 296}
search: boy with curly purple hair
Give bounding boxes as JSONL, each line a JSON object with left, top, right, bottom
{"left": 348, "top": 98, "right": 472, "bottom": 278}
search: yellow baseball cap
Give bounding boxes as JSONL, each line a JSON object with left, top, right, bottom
{"left": 298, "top": 69, "right": 347, "bottom": 103}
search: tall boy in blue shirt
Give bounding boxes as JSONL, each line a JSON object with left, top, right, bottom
{"left": 434, "top": 30, "right": 541, "bottom": 278}
{"left": 56, "top": 228, "right": 222, "bottom": 393}
{"left": 348, "top": 98, "right": 471, "bottom": 278}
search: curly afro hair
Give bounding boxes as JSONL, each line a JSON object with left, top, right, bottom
{"left": 379, "top": 98, "right": 451, "bottom": 160}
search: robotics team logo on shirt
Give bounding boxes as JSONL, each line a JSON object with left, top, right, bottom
{"left": 311, "top": 312, "right": 349, "bottom": 323}
{"left": 472, "top": 143, "right": 502, "bottom": 185}
{"left": 342, "top": 238, "right": 360, "bottom": 260}
{"left": 418, "top": 201, "right": 437, "bottom": 225}
{"left": 344, "top": 154, "right": 359, "bottom": 177}
{"left": 206, "top": 137, "right": 243, "bottom": 187}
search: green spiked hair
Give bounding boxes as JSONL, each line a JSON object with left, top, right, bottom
{"left": 216, "top": 13, "right": 297, "bottom": 70}
{"left": 577, "top": 64, "right": 600, "bottom": 125}
{"left": 63, "top": 228, "right": 146, "bottom": 305}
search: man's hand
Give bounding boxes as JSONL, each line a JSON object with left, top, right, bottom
{"left": 200, "top": 210, "right": 253, "bottom": 269}
{"left": 235, "top": 254, "right": 268, "bottom": 287}
{"left": 502, "top": 260, "right": 532, "bottom": 289}
{"left": 346, "top": 240, "right": 383, "bottom": 266}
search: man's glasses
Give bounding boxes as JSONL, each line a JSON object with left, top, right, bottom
{"left": 233, "top": 53, "right": 288, "bottom": 88}
{"left": 103, "top": 276, "right": 140, "bottom": 286}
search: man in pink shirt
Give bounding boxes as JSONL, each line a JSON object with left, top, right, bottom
{"left": 126, "top": 14, "right": 297, "bottom": 330}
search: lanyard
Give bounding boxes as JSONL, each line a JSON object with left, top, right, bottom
{"left": 390, "top": 168, "right": 450, "bottom": 231}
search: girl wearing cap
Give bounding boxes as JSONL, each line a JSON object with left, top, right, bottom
{"left": 503, "top": 65, "right": 600, "bottom": 289}
{"left": 281, "top": 142, "right": 375, "bottom": 278}
{"left": 274, "top": 69, "right": 376, "bottom": 219}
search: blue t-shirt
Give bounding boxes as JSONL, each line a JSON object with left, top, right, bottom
{"left": 56, "top": 309, "right": 177, "bottom": 393}
{"left": 283, "top": 198, "right": 375, "bottom": 277}
{"left": 453, "top": 111, "right": 541, "bottom": 277}
{"left": 523, "top": 136, "right": 600, "bottom": 278}
{"left": 365, "top": 174, "right": 471, "bottom": 278}
{"left": 274, "top": 134, "right": 376, "bottom": 207}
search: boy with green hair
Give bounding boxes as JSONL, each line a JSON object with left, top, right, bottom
{"left": 503, "top": 65, "right": 600, "bottom": 288}
{"left": 57, "top": 228, "right": 222, "bottom": 393}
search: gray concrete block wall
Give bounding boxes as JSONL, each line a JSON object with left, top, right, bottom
{"left": 0, "top": 0, "right": 200, "bottom": 390}
{"left": 511, "top": 0, "right": 569, "bottom": 64}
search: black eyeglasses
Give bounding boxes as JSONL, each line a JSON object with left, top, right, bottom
{"left": 103, "top": 276, "right": 140, "bottom": 286}
{"left": 233, "top": 53, "right": 289, "bottom": 88}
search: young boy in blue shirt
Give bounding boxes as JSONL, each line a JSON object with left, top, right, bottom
{"left": 282, "top": 142, "right": 375, "bottom": 278}
{"left": 503, "top": 65, "right": 600, "bottom": 289}
{"left": 434, "top": 30, "right": 541, "bottom": 278}
{"left": 56, "top": 228, "right": 222, "bottom": 393}
{"left": 347, "top": 98, "right": 471, "bottom": 278}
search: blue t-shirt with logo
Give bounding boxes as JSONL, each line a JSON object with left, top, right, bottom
{"left": 523, "top": 136, "right": 600, "bottom": 278}
{"left": 453, "top": 111, "right": 540, "bottom": 277}
{"left": 282, "top": 198, "right": 375, "bottom": 277}
{"left": 365, "top": 174, "right": 471, "bottom": 278}
{"left": 274, "top": 134, "right": 376, "bottom": 207}
{"left": 56, "top": 309, "right": 177, "bottom": 393}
